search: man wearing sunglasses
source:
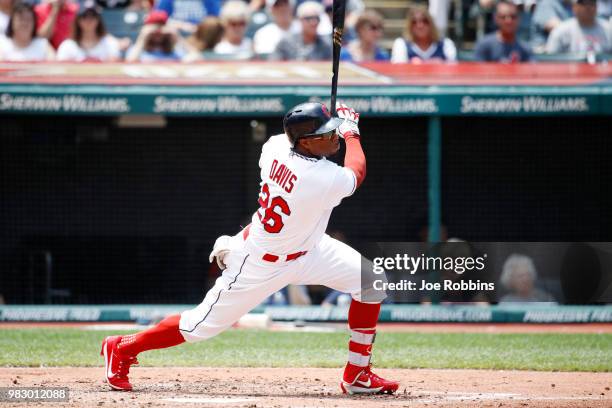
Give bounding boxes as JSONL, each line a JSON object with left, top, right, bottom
{"left": 474, "top": 0, "right": 532, "bottom": 62}
{"left": 270, "top": 0, "right": 332, "bottom": 61}
{"left": 101, "top": 102, "right": 400, "bottom": 395}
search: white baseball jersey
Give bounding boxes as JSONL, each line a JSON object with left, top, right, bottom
{"left": 179, "top": 132, "right": 382, "bottom": 343}
{"left": 248, "top": 134, "right": 357, "bottom": 255}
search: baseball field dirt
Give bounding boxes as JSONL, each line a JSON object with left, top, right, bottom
{"left": 1, "top": 323, "right": 610, "bottom": 407}
{"left": 1, "top": 366, "right": 611, "bottom": 407}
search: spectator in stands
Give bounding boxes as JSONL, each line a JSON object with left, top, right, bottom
{"left": 320, "top": 0, "right": 336, "bottom": 37}
{"left": 247, "top": 0, "right": 266, "bottom": 13}
{"left": 499, "top": 254, "right": 556, "bottom": 303}
{"left": 127, "top": 0, "right": 153, "bottom": 11}
{"left": 429, "top": 0, "right": 451, "bottom": 36}
{"left": 532, "top": 0, "right": 573, "bottom": 47}
{"left": 340, "top": 10, "right": 389, "bottom": 62}
{"left": 474, "top": 1, "right": 532, "bottom": 62}
{"left": 319, "top": 0, "right": 364, "bottom": 37}
{"left": 271, "top": 1, "right": 332, "bottom": 61}
{"left": 391, "top": 6, "right": 457, "bottom": 63}
{"left": 96, "top": 0, "right": 131, "bottom": 9}
{"left": 35, "top": 0, "right": 79, "bottom": 49}
{"left": 187, "top": 16, "right": 223, "bottom": 52}
{"left": 57, "top": 6, "right": 120, "bottom": 61}
{"left": 0, "top": 3, "right": 55, "bottom": 61}
{"left": 546, "top": 0, "right": 611, "bottom": 56}
{"left": 126, "top": 10, "right": 191, "bottom": 61}
{"left": 0, "top": 0, "right": 12, "bottom": 35}
{"left": 598, "top": 0, "right": 612, "bottom": 18}
{"left": 155, "top": 0, "right": 220, "bottom": 33}
{"left": 253, "top": 0, "right": 299, "bottom": 55}
{"left": 213, "top": 0, "right": 253, "bottom": 59}
{"left": 478, "top": 0, "right": 537, "bottom": 42}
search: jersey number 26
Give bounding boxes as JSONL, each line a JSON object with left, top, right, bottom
{"left": 257, "top": 183, "right": 291, "bottom": 233}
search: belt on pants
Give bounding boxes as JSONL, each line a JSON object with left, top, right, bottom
{"left": 242, "top": 224, "right": 308, "bottom": 263}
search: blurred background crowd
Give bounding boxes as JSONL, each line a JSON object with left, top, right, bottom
{"left": 1, "top": 0, "right": 611, "bottom": 63}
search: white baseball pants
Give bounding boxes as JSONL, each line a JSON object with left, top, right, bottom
{"left": 179, "top": 232, "right": 370, "bottom": 342}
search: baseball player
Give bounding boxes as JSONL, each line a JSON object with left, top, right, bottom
{"left": 101, "top": 102, "right": 399, "bottom": 395}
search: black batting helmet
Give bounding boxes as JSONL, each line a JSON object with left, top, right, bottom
{"left": 283, "top": 102, "right": 344, "bottom": 145}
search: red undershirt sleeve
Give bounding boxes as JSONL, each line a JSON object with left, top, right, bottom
{"left": 343, "top": 132, "right": 366, "bottom": 188}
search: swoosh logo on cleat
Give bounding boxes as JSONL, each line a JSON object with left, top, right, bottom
{"left": 106, "top": 347, "right": 115, "bottom": 379}
{"left": 356, "top": 378, "right": 371, "bottom": 387}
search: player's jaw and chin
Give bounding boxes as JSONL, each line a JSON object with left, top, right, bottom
{"left": 322, "top": 137, "right": 341, "bottom": 157}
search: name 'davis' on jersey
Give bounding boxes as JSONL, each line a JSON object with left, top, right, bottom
{"left": 269, "top": 159, "right": 298, "bottom": 193}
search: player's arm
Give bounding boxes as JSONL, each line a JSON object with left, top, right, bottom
{"left": 336, "top": 103, "right": 366, "bottom": 188}
{"left": 36, "top": 1, "right": 61, "bottom": 40}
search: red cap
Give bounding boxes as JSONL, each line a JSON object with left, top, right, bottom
{"left": 144, "top": 10, "right": 168, "bottom": 25}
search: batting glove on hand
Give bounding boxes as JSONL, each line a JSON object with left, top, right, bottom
{"left": 209, "top": 235, "right": 232, "bottom": 269}
{"left": 335, "top": 102, "right": 360, "bottom": 138}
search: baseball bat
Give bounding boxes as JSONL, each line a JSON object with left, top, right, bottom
{"left": 330, "top": 0, "right": 347, "bottom": 116}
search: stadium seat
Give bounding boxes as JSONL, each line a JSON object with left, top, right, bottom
{"left": 457, "top": 50, "right": 477, "bottom": 62}
{"left": 102, "top": 9, "right": 146, "bottom": 42}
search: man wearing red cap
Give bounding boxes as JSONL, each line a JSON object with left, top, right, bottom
{"left": 126, "top": 9, "right": 191, "bottom": 61}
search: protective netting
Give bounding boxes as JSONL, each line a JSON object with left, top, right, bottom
{"left": 1, "top": 115, "right": 609, "bottom": 304}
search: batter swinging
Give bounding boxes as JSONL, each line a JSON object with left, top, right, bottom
{"left": 100, "top": 102, "right": 399, "bottom": 395}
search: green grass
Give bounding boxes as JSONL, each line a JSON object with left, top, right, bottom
{"left": 0, "top": 329, "right": 610, "bottom": 372}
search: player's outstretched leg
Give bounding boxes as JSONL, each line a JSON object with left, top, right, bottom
{"left": 101, "top": 314, "right": 185, "bottom": 391}
{"left": 340, "top": 300, "right": 399, "bottom": 395}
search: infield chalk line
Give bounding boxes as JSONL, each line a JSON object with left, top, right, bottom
{"left": 415, "top": 391, "right": 607, "bottom": 403}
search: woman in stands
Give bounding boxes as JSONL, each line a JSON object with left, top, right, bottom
{"left": 213, "top": 0, "right": 253, "bottom": 60}
{"left": 391, "top": 6, "right": 456, "bottom": 63}
{"left": 340, "top": 10, "right": 389, "bottom": 62}
{"left": 57, "top": 6, "right": 120, "bottom": 62}
{"left": 0, "top": 3, "right": 54, "bottom": 61}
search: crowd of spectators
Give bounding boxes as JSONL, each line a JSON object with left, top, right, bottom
{"left": 0, "top": 0, "right": 611, "bottom": 62}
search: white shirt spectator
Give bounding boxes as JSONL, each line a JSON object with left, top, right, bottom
{"left": 213, "top": 37, "right": 253, "bottom": 58}
{"left": 428, "top": 0, "right": 450, "bottom": 35}
{"left": 321, "top": 0, "right": 364, "bottom": 34}
{"left": 317, "top": 12, "right": 332, "bottom": 36}
{"left": 546, "top": 18, "right": 612, "bottom": 54}
{"left": 0, "top": 10, "right": 9, "bottom": 34}
{"left": 598, "top": 0, "right": 612, "bottom": 19}
{"left": 0, "top": 35, "right": 52, "bottom": 61}
{"left": 57, "top": 35, "right": 120, "bottom": 62}
{"left": 253, "top": 20, "right": 300, "bottom": 54}
{"left": 391, "top": 37, "right": 457, "bottom": 62}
